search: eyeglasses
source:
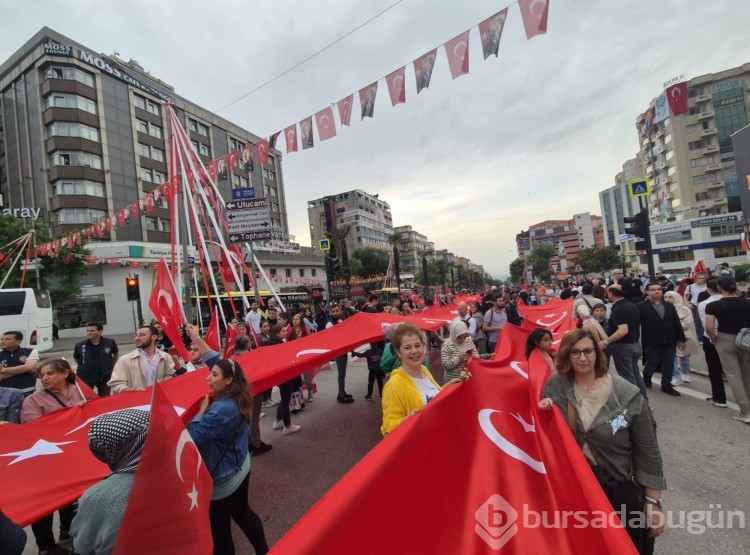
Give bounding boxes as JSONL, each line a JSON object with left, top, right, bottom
{"left": 570, "top": 348, "right": 596, "bottom": 358}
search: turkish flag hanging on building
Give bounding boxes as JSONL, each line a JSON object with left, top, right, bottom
{"left": 131, "top": 201, "right": 139, "bottom": 220}
{"left": 284, "top": 124, "right": 298, "bottom": 153}
{"left": 207, "top": 160, "right": 217, "bottom": 183}
{"left": 385, "top": 66, "right": 406, "bottom": 106}
{"left": 117, "top": 210, "right": 127, "bottom": 228}
{"left": 359, "top": 82, "right": 378, "bottom": 120}
{"left": 315, "top": 107, "right": 337, "bottom": 141}
{"left": 413, "top": 49, "right": 437, "bottom": 93}
{"left": 479, "top": 9, "right": 508, "bottom": 59}
{"left": 114, "top": 382, "right": 213, "bottom": 555}
{"left": 337, "top": 94, "right": 354, "bottom": 126}
{"left": 519, "top": 0, "right": 549, "bottom": 39}
{"left": 148, "top": 258, "right": 191, "bottom": 362}
{"left": 300, "top": 116, "right": 314, "bottom": 150}
{"left": 256, "top": 139, "right": 269, "bottom": 165}
{"left": 229, "top": 150, "right": 239, "bottom": 170}
{"left": 666, "top": 82, "right": 688, "bottom": 115}
{"left": 445, "top": 31, "right": 470, "bottom": 79}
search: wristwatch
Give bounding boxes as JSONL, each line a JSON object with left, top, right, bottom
{"left": 644, "top": 495, "right": 664, "bottom": 508}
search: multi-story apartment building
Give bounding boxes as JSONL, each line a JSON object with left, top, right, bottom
{"left": 307, "top": 189, "right": 394, "bottom": 256}
{"left": 392, "top": 224, "right": 433, "bottom": 278}
{"left": 0, "top": 28, "right": 313, "bottom": 336}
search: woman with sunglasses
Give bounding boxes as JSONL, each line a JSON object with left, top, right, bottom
{"left": 538, "top": 329, "right": 665, "bottom": 554}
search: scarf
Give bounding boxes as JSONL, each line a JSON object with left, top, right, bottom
{"left": 88, "top": 409, "right": 151, "bottom": 476}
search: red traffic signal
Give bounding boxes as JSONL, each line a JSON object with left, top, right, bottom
{"left": 126, "top": 277, "right": 140, "bottom": 301}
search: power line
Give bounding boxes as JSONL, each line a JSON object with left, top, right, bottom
{"left": 215, "top": 0, "right": 406, "bottom": 113}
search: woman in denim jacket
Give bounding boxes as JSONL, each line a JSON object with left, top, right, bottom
{"left": 187, "top": 358, "right": 269, "bottom": 555}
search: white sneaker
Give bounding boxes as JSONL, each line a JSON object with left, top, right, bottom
{"left": 283, "top": 424, "right": 302, "bottom": 435}
{"left": 682, "top": 376, "right": 691, "bottom": 383}
{"left": 733, "top": 413, "right": 750, "bottom": 424}
{"left": 671, "top": 378, "right": 680, "bottom": 387}
{"left": 272, "top": 419, "right": 284, "bottom": 430}
{"left": 259, "top": 412, "right": 266, "bottom": 419}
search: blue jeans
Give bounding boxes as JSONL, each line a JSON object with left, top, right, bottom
{"left": 611, "top": 342, "right": 648, "bottom": 398}
{"left": 335, "top": 355, "right": 348, "bottom": 396}
{"left": 673, "top": 355, "right": 691, "bottom": 380}
{"left": 643, "top": 344, "right": 677, "bottom": 389}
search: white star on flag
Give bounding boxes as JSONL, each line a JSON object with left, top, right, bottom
{"left": 1, "top": 439, "right": 75, "bottom": 465}
{"left": 187, "top": 482, "right": 200, "bottom": 511}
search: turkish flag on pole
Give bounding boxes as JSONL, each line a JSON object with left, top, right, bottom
{"left": 149, "top": 259, "right": 191, "bottom": 362}
{"left": 445, "top": 31, "right": 470, "bottom": 79}
{"left": 385, "top": 66, "right": 406, "bottom": 106}
{"left": 114, "top": 382, "right": 213, "bottom": 555}
{"left": 315, "top": 107, "right": 337, "bottom": 141}
{"left": 204, "top": 308, "right": 221, "bottom": 352}
{"left": 224, "top": 323, "right": 239, "bottom": 358}
{"left": 284, "top": 124, "right": 298, "bottom": 153}
{"left": 667, "top": 82, "right": 688, "bottom": 115}
{"left": 337, "top": 94, "right": 354, "bottom": 126}
{"left": 256, "top": 139, "right": 269, "bottom": 165}
{"left": 519, "top": 0, "right": 549, "bottom": 39}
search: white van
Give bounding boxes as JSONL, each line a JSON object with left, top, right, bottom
{"left": 0, "top": 288, "right": 54, "bottom": 352}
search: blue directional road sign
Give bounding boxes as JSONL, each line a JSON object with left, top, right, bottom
{"left": 628, "top": 179, "right": 651, "bottom": 198}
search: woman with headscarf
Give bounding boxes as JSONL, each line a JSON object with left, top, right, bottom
{"left": 664, "top": 291, "right": 698, "bottom": 385}
{"left": 71, "top": 408, "right": 151, "bottom": 555}
{"left": 21, "top": 359, "right": 86, "bottom": 554}
{"left": 440, "top": 320, "right": 478, "bottom": 384}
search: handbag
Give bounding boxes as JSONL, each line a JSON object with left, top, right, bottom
{"left": 735, "top": 328, "right": 750, "bottom": 351}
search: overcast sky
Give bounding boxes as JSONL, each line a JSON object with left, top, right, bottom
{"left": 3, "top": 0, "right": 750, "bottom": 278}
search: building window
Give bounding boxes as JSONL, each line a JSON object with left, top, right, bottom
{"left": 139, "top": 143, "right": 151, "bottom": 157}
{"left": 160, "top": 219, "right": 171, "bottom": 232}
{"left": 45, "top": 94, "right": 97, "bottom": 114}
{"left": 47, "top": 122, "right": 100, "bottom": 142}
{"left": 133, "top": 95, "right": 146, "bottom": 110}
{"left": 271, "top": 202, "right": 278, "bottom": 212}
{"left": 714, "top": 245, "right": 746, "bottom": 258}
{"left": 232, "top": 174, "right": 240, "bottom": 186}
{"left": 710, "top": 223, "right": 744, "bottom": 237}
{"left": 188, "top": 119, "right": 198, "bottom": 132}
{"left": 285, "top": 269, "right": 292, "bottom": 278}
{"left": 190, "top": 139, "right": 199, "bottom": 152}
{"left": 145, "top": 217, "right": 159, "bottom": 231}
{"left": 49, "top": 151, "right": 102, "bottom": 169}
{"left": 299, "top": 269, "right": 305, "bottom": 277}
{"left": 690, "top": 155, "right": 714, "bottom": 168}
{"left": 654, "top": 230, "right": 692, "bottom": 244}
{"left": 311, "top": 269, "right": 317, "bottom": 277}
{"left": 141, "top": 168, "right": 153, "bottom": 181}
{"left": 151, "top": 148, "right": 165, "bottom": 162}
{"left": 150, "top": 125, "right": 163, "bottom": 139}
{"left": 270, "top": 187, "right": 277, "bottom": 197}
{"left": 153, "top": 171, "right": 167, "bottom": 184}
{"left": 146, "top": 100, "right": 160, "bottom": 116}
{"left": 198, "top": 123, "right": 209, "bottom": 136}
{"left": 240, "top": 176, "right": 248, "bottom": 188}
{"left": 137, "top": 119, "right": 149, "bottom": 133}
{"left": 51, "top": 180, "right": 104, "bottom": 197}
{"left": 46, "top": 66, "right": 95, "bottom": 87}
{"left": 667, "top": 166, "right": 677, "bottom": 176}
{"left": 270, "top": 269, "right": 277, "bottom": 276}
{"left": 55, "top": 208, "right": 106, "bottom": 224}
{"left": 199, "top": 144, "right": 210, "bottom": 156}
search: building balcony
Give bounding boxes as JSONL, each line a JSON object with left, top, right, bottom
{"left": 702, "top": 145, "right": 719, "bottom": 155}
{"left": 657, "top": 145, "right": 665, "bottom": 154}
{"left": 696, "top": 94, "right": 711, "bottom": 102}
{"left": 714, "top": 197, "right": 727, "bottom": 205}
{"left": 698, "top": 110, "right": 715, "bottom": 120}
{"left": 658, "top": 160, "right": 667, "bottom": 170}
{"left": 700, "top": 128, "right": 717, "bottom": 137}
{"left": 704, "top": 163, "right": 721, "bottom": 172}
{"left": 706, "top": 180, "right": 725, "bottom": 189}
{"left": 656, "top": 127, "right": 666, "bottom": 138}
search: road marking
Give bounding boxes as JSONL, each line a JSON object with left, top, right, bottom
{"left": 675, "top": 385, "right": 739, "bottom": 412}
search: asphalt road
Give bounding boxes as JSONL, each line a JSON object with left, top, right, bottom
{"left": 20, "top": 343, "right": 750, "bottom": 554}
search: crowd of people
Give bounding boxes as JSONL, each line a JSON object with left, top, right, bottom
{"left": 1, "top": 267, "right": 748, "bottom": 554}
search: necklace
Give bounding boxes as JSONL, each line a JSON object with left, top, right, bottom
{"left": 574, "top": 375, "right": 606, "bottom": 406}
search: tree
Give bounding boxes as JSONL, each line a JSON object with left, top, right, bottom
{"left": 0, "top": 214, "right": 88, "bottom": 306}
{"left": 350, "top": 247, "right": 389, "bottom": 277}
{"left": 528, "top": 242, "right": 556, "bottom": 283}
{"left": 509, "top": 258, "right": 526, "bottom": 284}
{"left": 573, "top": 247, "right": 624, "bottom": 278}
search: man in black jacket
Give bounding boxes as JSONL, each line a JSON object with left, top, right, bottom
{"left": 638, "top": 283, "right": 686, "bottom": 396}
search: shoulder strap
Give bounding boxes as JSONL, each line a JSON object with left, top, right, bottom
{"left": 44, "top": 389, "right": 68, "bottom": 408}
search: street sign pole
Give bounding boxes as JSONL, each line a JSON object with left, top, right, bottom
{"left": 249, "top": 241, "right": 259, "bottom": 304}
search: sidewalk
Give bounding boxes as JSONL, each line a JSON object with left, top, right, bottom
{"left": 45, "top": 334, "right": 136, "bottom": 360}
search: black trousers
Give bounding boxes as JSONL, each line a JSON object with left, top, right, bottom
{"left": 275, "top": 379, "right": 295, "bottom": 426}
{"left": 31, "top": 503, "right": 75, "bottom": 550}
{"left": 703, "top": 340, "right": 727, "bottom": 403}
{"left": 209, "top": 472, "right": 268, "bottom": 555}
{"left": 367, "top": 370, "right": 384, "bottom": 397}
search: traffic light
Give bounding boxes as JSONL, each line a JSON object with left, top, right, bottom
{"left": 623, "top": 210, "right": 651, "bottom": 253}
{"left": 125, "top": 277, "right": 140, "bottom": 301}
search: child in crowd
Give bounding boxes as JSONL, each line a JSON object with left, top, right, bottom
{"left": 352, "top": 342, "right": 385, "bottom": 400}
{"left": 525, "top": 328, "right": 556, "bottom": 374}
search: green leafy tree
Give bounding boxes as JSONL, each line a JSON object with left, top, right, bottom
{"left": 573, "top": 247, "right": 624, "bottom": 278}
{"left": 528, "top": 242, "right": 556, "bottom": 282}
{"left": 509, "top": 258, "right": 526, "bottom": 284}
{"left": 350, "top": 247, "right": 389, "bottom": 277}
{"left": 0, "top": 214, "right": 88, "bottom": 305}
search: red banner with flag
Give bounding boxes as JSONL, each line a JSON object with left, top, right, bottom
{"left": 337, "top": 94, "right": 354, "bottom": 126}
{"left": 315, "top": 107, "right": 337, "bottom": 141}
{"left": 149, "top": 259, "right": 191, "bottom": 362}
{"left": 300, "top": 116, "right": 314, "bottom": 150}
{"left": 359, "top": 82, "right": 378, "bottom": 120}
{"left": 114, "top": 382, "right": 213, "bottom": 554}
{"left": 479, "top": 9, "right": 508, "bottom": 59}
{"left": 445, "top": 31, "right": 470, "bottom": 79}
{"left": 414, "top": 49, "right": 437, "bottom": 93}
{"left": 519, "top": 0, "right": 549, "bottom": 39}
{"left": 204, "top": 308, "right": 221, "bottom": 352}
{"left": 256, "top": 139, "right": 269, "bottom": 165}
{"left": 666, "top": 82, "right": 688, "bottom": 115}
{"left": 284, "top": 124, "right": 298, "bottom": 153}
{"left": 385, "top": 66, "right": 406, "bottom": 106}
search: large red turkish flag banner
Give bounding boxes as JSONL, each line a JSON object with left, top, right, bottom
{"left": 666, "top": 82, "right": 688, "bottom": 115}
{"left": 114, "top": 383, "right": 213, "bottom": 554}
{"left": 273, "top": 329, "right": 636, "bottom": 553}
{"left": 149, "top": 258, "right": 191, "bottom": 362}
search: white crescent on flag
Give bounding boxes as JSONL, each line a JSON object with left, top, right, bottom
{"left": 453, "top": 41, "right": 467, "bottom": 57}
{"left": 529, "top": 0, "right": 547, "bottom": 18}
{"left": 478, "top": 409, "right": 546, "bottom": 474}
{"left": 296, "top": 348, "right": 331, "bottom": 358}
{"left": 175, "top": 429, "right": 201, "bottom": 484}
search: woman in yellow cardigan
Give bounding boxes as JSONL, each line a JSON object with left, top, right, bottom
{"left": 381, "top": 323, "right": 469, "bottom": 436}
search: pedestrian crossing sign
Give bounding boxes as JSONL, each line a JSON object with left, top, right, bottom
{"left": 628, "top": 179, "right": 651, "bottom": 197}
{"left": 319, "top": 238, "right": 331, "bottom": 251}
